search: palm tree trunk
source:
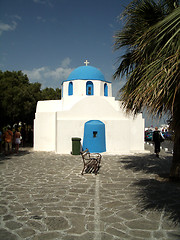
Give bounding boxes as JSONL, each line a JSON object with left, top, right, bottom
{"left": 170, "top": 94, "right": 180, "bottom": 180}
{"left": 170, "top": 128, "right": 180, "bottom": 180}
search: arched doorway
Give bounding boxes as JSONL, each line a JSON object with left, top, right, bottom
{"left": 83, "top": 120, "right": 106, "bottom": 153}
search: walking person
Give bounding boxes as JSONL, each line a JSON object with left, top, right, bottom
{"left": 4, "top": 126, "right": 13, "bottom": 155}
{"left": 153, "top": 127, "right": 164, "bottom": 158}
{"left": 14, "top": 127, "right": 21, "bottom": 153}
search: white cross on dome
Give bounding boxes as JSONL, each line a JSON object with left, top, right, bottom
{"left": 84, "top": 60, "right": 90, "bottom": 66}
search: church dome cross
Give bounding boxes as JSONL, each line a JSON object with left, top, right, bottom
{"left": 84, "top": 60, "right": 90, "bottom": 66}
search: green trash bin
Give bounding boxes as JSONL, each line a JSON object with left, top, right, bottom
{"left": 72, "top": 137, "right": 81, "bottom": 155}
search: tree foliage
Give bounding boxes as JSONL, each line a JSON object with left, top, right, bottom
{"left": 41, "top": 87, "right": 61, "bottom": 100}
{"left": 114, "top": 0, "right": 180, "bottom": 179}
{"left": 0, "top": 70, "right": 61, "bottom": 127}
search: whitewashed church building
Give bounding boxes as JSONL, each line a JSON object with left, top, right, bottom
{"left": 34, "top": 61, "right": 145, "bottom": 154}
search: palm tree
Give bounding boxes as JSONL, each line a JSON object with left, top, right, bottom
{"left": 114, "top": 0, "right": 180, "bottom": 179}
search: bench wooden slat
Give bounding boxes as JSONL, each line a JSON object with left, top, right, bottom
{"left": 80, "top": 149, "right": 101, "bottom": 175}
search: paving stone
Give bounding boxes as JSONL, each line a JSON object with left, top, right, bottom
{"left": 0, "top": 200, "right": 8, "bottom": 205}
{"left": 16, "top": 227, "right": 36, "bottom": 238}
{"left": 26, "top": 220, "right": 46, "bottom": 231}
{"left": 101, "top": 215, "right": 121, "bottom": 224}
{"left": 106, "top": 226, "right": 127, "bottom": 238}
{"left": 0, "top": 228, "right": 17, "bottom": 240}
{"left": 100, "top": 209, "right": 114, "bottom": 218}
{"left": 116, "top": 210, "right": 141, "bottom": 220}
{"left": 166, "top": 231, "right": 180, "bottom": 240}
{"left": 102, "top": 200, "right": 123, "bottom": 209}
{"left": 5, "top": 220, "right": 23, "bottom": 230}
{"left": 32, "top": 232, "right": 63, "bottom": 240}
{"left": 0, "top": 205, "right": 8, "bottom": 215}
{"left": 63, "top": 232, "right": 94, "bottom": 240}
{"left": 70, "top": 206, "right": 84, "bottom": 214}
{"left": 100, "top": 231, "right": 120, "bottom": 240}
{"left": 129, "top": 229, "right": 151, "bottom": 238}
{"left": 126, "top": 218, "right": 159, "bottom": 230}
{"left": 3, "top": 215, "right": 14, "bottom": 221}
{"left": 153, "top": 230, "right": 166, "bottom": 239}
{"left": 66, "top": 213, "right": 86, "bottom": 234}
{"left": 161, "top": 219, "right": 179, "bottom": 230}
{"left": 110, "top": 222, "right": 128, "bottom": 232}
{"left": 44, "top": 216, "right": 69, "bottom": 231}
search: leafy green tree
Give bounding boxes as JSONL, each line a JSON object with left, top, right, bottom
{"left": 0, "top": 70, "right": 41, "bottom": 126}
{"left": 114, "top": 0, "right": 180, "bottom": 179}
{"left": 41, "top": 87, "right": 61, "bottom": 100}
{"left": 0, "top": 70, "right": 61, "bottom": 128}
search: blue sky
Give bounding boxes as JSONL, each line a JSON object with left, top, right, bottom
{"left": 0, "top": 0, "right": 131, "bottom": 96}
{"left": 0, "top": 0, "right": 168, "bottom": 127}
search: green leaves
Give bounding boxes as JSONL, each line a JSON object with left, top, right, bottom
{"left": 114, "top": 0, "right": 179, "bottom": 119}
{"left": 0, "top": 70, "right": 61, "bottom": 127}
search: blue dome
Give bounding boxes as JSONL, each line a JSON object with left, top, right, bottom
{"left": 65, "top": 66, "right": 110, "bottom": 82}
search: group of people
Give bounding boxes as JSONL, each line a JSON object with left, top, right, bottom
{"left": 0, "top": 126, "right": 25, "bottom": 155}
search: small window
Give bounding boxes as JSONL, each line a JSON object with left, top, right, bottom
{"left": 104, "top": 83, "right": 108, "bottom": 96}
{"left": 93, "top": 131, "right": 97, "bottom": 138}
{"left": 68, "top": 82, "right": 73, "bottom": 96}
{"left": 86, "top": 81, "right": 94, "bottom": 95}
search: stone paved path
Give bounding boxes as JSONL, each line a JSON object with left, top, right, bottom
{"left": 0, "top": 146, "right": 180, "bottom": 240}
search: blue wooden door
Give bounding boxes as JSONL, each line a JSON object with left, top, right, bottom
{"left": 83, "top": 120, "right": 106, "bottom": 153}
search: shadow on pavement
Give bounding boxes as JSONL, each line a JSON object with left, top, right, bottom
{"left": 0, "top": 149, "right": 31, "bottom": 163}
{"left": 120, "top": 154, "right": 180, "bottom": 225}
{"left": 120, "top": 153, "right": 172, "bottom": 176}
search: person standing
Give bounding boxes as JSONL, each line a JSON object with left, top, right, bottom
{"left": 20, "top": 125, "right": 26, "bottom": 147}
{"left": 14, "top": 127, "right": 21, "bottom": 153}
{"left": 153, "top": 127, "right": 164, "bottom": 158}
{"left": 4, "top": 126, "right": 13, "bottom": 155}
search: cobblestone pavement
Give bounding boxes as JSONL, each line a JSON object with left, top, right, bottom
{"left": 0, "top": 146, "right": 180, "bottom": 240}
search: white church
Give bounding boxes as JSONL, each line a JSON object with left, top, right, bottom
{"left": 34, "top": 61, "right": 145, "bottom": 154}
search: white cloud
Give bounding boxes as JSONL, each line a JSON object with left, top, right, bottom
{"left": 33, "top": 0, "right": 53, "bottom": 7}
{"left": 23, "top": 58, "right": 74, "bottom": 89}
{"left": 33, "top": 0, "right": 45, "bottom": 3}
{"left": 24, "top": 67, "right": 46, "bottom": 81}
{"left": 44, "top": 67, "right": 72, "bottom": 80}
{"left": 61, "top": 57, "right": 71, "bottom": 68}
{"left": 13, "top": 15, "right": 22, "bottom": 21}
{"left": 0, "top": 21, "right": 17, "bottom": 35}
{"left": 36, "top": 16, "right": 46, "bottom": 23}
{"left": 0, "top": 15, "right": 21, "bottom": 36}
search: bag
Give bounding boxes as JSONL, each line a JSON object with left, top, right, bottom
{"left": 159, "top": 134, "right": 164, "bottom": 142}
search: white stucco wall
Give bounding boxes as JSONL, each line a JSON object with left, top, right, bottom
{"left": 34, "top": 96, "right": 145, "bottom": 154}
{"left": 34, "top": 112, "right": 56, "bottom": 151}
{"left": 56, "top": 120, "right": 85, "bottom": 154}
{"left": 54, "top": 117, "right": 144, "bottom": 154}
{"left": 129, "top": 115, "right": 145, "bottom": 152}
{"left": 57, "top": 97, "right": 127, "bottom": 120}
{"left": 36, "top": 100, "right": 62, "bottom": 112}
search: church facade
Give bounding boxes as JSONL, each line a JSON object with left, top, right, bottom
{"left": 34, "top": 63, "right": 145, "bottom": 154}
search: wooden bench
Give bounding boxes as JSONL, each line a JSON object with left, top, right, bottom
{"left": 80, "top": 149, "right": 101, "bottom": 175}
